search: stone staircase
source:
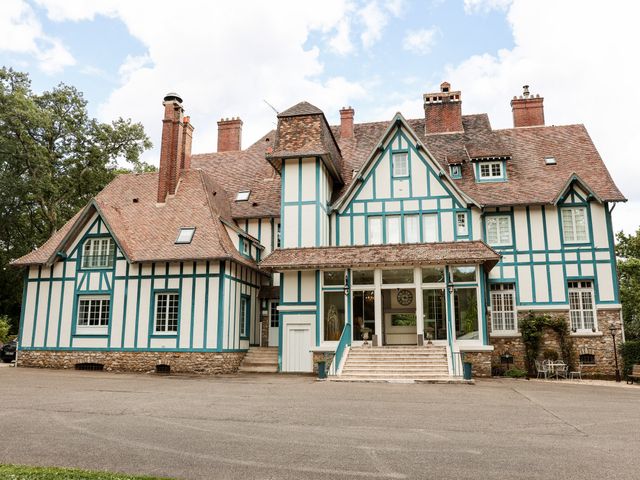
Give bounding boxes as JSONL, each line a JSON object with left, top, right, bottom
{"left": 334, "top": 345, "right": 453, "bottom": 383}
{"left": 238, "top": 347, "right": 278, "bottom": 373}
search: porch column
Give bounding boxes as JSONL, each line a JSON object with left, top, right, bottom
{"left": 414, "top": 266, "right": 424, "bottom": 344}
{"left": 374, "top": 269, "right": 382, "bottom": 346}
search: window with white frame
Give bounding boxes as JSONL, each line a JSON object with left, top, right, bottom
{"left": 450, "top": 165, "right": 461, "bottom": 178}
{"left": 240, "top": 237, "right": 250, "bottom": 256}
{"left": 490, "top": 283, "right": 516, "bottom": 332}
{"left": 423, "top": 214, "right": 438, "bottom": 242}
{"left": 155, "top": 292, "right": 179, "bottom": 333}
{"left": 392, "top": 153, "right": 408, "bottom": 177}
{"left": 568, "top": 281, "right": 596, "bottom": 331}
{"left": 456, "top": 212, "right": 468, "bottom": 236}
{"left": 239, "top": 296, "right": 249, "bottom": 337}
{"left": 561, "top": 207, "right": 589, "bottom": 243}
{"left": 479, "top": 161, "right": 503, "bottom": 179}
{"left": 368, "top": 216, "right": 382, "bottom": 244}
{"left": 82, "top": 238, "right": 115, "bottom": 269}
{"left": 270, "top": 301, "right": 279, "bottom": 328}
{"left": 77, "top": 296, "right": 110, "bottom": 327}
{"left": 276, "top": 222, "right": 281, "bottom": 248}
{"left": 175, "top": 227, "right": 195, "bottom": 244}
{"left": 236, "top": 190, "right": 250, "bottom": 201}
{"left": 405, "top": 215, "right": 419, "bottom": 243}
{"left": 386, "top": 216, "right": 401, "bottom": 243}
{"left": 486, "top": 215, "right": 512, "bottom": 246}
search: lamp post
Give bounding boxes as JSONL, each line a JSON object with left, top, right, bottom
{"left": 609, "top": 323, "right": 621, "bottom": 382}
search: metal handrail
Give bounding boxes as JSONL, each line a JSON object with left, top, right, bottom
{"left": 330, "top": 323, "right": 352, "bottom": 376}
{"left": 450, "top": 350, "right": 464, "bottom": 377}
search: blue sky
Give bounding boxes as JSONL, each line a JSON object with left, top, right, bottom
{"left": 1, "top": 0, "right": 639, "bottom": 233}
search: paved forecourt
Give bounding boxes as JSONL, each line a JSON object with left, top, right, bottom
{"left": 0, "top": 368, "right": 638, "bottom": 480}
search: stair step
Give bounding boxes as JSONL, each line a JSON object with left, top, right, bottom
{"left": 239, "top": 366, "right": 278, "bottom": 373}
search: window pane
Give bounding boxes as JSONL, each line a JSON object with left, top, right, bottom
{"left": 451, "top": 266, "right": 476, "bottom": 282}
{"left": 491, "top": 163, "right": 501, "bottom": 176}
{"left": 456, "top": 213, "right": 468, "bottom": 236}
{"left": 167, "top": 294, "right": 179, "bottom": 332}
{"left": 454, "top": 288, "right": 478, "bottom": 340}
{"left": 423, "top": 289, "right": 446, "bottom": 341}
{"left": 480, "top": 164, "right": 490, "bottom": 177}
{"left": 368, "top": 216, "right": 382, "bottom": 245}
{"left": 386, "top": 216, "right": 401, "bottom": 244}
{"left": 324, "top": 291, "right": 345, "bottom": 341}
{"left": 391, "top": 313, "right": 416, "bottom": 326}
{"left": 562, "top": 209, "right": 575, "bottom": 242}
{"left": 574, "top": 208, "right": 587, "bottom": 242}
{"left": 405, "top": 215, "right": 419, "bottom": 243}
{"left": 486, "top": 217, "right": 498, "bottom": 244}
{"left": 422, "top": 266, "right": 444, "bottom": 283}
{"left": 423, "top": 214, "right": 438, "bottom": 242}
{"left": 323, "top": 270, "right": 345, "bottom": 286}
{"left": 393, "top": 153, "right": 408, "bottom": 177}
{"left": 382, "top": 269, "right": 414, "bottom": 285}
{"left": 352, "top": 290, "right": 375, "bottom": 341}
{"left": 352, "top": 270, "right": 374, "bottom": 285}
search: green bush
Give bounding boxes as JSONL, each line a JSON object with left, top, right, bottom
{"left": 504, "top": 368, "right": 527, "bottom": 378}
{"left": 542, "top": 349, "right": 559, "bottom": 361}
{"left": 0, "top": 315, "right": 11, "bottom": 343}
{"left": 620, "top": 340, "right": 640, "bottom": 377}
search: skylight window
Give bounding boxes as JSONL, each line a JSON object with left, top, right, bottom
{"left": 236, "top": 190, "right": 251, "bottom": 201}
{"left": 545, "top": 156, "right": 557, "bottom": 165}
{"left": 175, "top": 227, "right": 195, "bottom": 244}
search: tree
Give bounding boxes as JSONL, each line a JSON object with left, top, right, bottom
{"left": 616, "top": 228, "right": 640, "bottom": 340}
{"left": 0, "top": 67, "right": 152, "bottom": 332}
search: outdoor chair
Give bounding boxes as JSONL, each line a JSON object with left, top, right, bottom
{"left": 535, "top": 360, "right": 549, "bottom": 379}
{"left": 569, "top": 363, "right": 582, "bottom": 380}
{"left": 555, "top": 362, "right": 568, "bottom": 379}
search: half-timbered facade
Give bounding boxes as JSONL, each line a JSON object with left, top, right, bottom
{"left": 14, "top": 83, "right": 625, "bottom": 378}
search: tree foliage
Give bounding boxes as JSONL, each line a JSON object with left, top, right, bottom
{"left": 520, "top": 312, "right": 574, "bottom": 375}
{"left": 0, "top": 67, "right": 152, "bottom": 331}
{"left": 616, "top": 228, "right": 640, "bottom": 340}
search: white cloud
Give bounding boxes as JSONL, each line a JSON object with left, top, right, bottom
{"left": 34, "top": 0, "right": 366, "bottom": 165}
{"left": 0, "top": 0, "right": 75, "bottom": 74}
{"left": 447, "top": 0, "right": 640, "bottom": 233}
{"left": 403, "top": 27, "right": 439, "bottom": 55}
{"left": 358, "top": 0, "right": 404, "bottom": 49}
{"left": 328, "top": 18, "right": 354, "bottom": 55}
{"left": 463, "top": 0, "right": 512, "bottom": 14}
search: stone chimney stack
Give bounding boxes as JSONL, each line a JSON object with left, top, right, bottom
{"left": 511, "top": 85, "right": 545, "bottom": 127}
{"left": 157, "top": 92, "right": 184, "bottom": 203}
{"left": 180, "top": 115, "right": 194, "bottom": 171}
{"left": 423, "top": 81, "right": 463, "bottom": 134}
{"left": 217, "top": 117, "right": 243, "bottom": 152}
{"left": 339, "top": 107, "right": 355, "bottom": 139}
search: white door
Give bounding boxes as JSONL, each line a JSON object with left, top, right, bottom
{"left": 268, "top": 301, "right": 279, "bottom": 347}
{"left": 285, "top": 325, "right": 312, "bottom": 372}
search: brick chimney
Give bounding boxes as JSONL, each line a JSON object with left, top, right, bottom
{"left": 157, "top": 92, "right": 184, "bottom": 203}
{"left": 217, "top": 117, "right": 242, "bottom": 152}
{"left": 511, "top": 85, "right": 545, "bottom": 127}
{"left": 180, "top": 115, "right": 194, "bottom": 171}
{"left": 423, "top": 81, "right": 463, "bottom": 134}
{"left": 339, "top": 107, "right": 354, "bottom": 139}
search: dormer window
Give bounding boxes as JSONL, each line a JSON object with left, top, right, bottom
{"left": 392, "top": 153, "right": 408, "bottom": 177}
{"left": 236, "top": 190, "right": 250, "bottom": 201}
{"left": 175, "top": 227, "right": 195, "bottom": 244}
{"left": 450, "top": 164, "right": 462, "bottom": 179}
{"left": 545, "top": 156, "right": 557, "bottom": 165}
{"left": 479, "top": 161, "right": 503, "bottom": 179}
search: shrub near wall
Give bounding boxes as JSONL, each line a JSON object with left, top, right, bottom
{"left": 620, "top": 340, "right": 640, "bottom": 377}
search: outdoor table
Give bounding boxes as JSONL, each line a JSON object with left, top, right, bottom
{"left": 546, "top": 362, "right": 567, "bottom": 379}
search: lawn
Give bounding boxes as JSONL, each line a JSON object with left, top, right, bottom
{"left": 0, "top": 465, "right": 171, "bottom": 480}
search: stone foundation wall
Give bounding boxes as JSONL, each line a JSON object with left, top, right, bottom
{"left": 488, "top": 309, "right": 623, "bottom": 378}
{"left": 260, "top": 314, "right": 269, "bottom": 347}
{"left": 463, "top": 351, "right": 492, "bottom": 377}
{"left": 17, "top": 350, "right": 246, "bottom": 375}
{"left": 312, "top": 351, "right": 335, "bottom": 375}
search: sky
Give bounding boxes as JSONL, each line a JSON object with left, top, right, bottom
{"left": 1, "top": 0, "right": 639, "bottom": 234}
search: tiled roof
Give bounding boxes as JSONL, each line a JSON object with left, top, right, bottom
{"left": 13, "top": 170, "right": 258, "bottom": 268}
{"left": 278, "top": 101, "right": 324, "bottom": 117}
{"left": 260, "top": 241, "right": 500, "bottom": 271}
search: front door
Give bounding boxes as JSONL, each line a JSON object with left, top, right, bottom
{"left": 285, "top": 325, "right": 312, "bottom": 372}
{"left": 268, "top": 301, "right": 279, "bottom": 347}
{"left": 382, "top": 288, "right": 417, "bottom": 345}
{"left": 423, "top": 288, "right": 447, "bottom": 342}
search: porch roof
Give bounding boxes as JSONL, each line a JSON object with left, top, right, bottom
{"left": 259, "top": 241, "right": 500, "bottom": 272}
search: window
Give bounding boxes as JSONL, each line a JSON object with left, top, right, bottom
{"left": 450, "top": 165, "right": 461, "bottom": 178}
{"left": 352, "top": 290, "right": 375, "bottom": 341}
{"left": 562, "top": 207, "right": 589, "bottom": 243}
{"left": 324, "top": 291, "right": 345, "bottom": 341}
{"left": 386, "top": 216, "right": 401, "bottom": 244}
{"left": 568, "top": 281, "right": 596, "bottom": 331}
{"left": 77, "top": 296, "right": 110, "bottom": 326}
{"left": 323, "top": 270, "right": 345, "bottom": 286}
{"left": 454, "top": 288, "right": 479, "bottom": 340}
{"left": 240, "top": 237, "right": 250, "bottom": 256}
{"left": 276, "top": 222, "right": 281, "bottom": 248}
{"left": 382, "top": 269, "right": 414, "bottom": 285}
{"left": 392, "top": 153, "right": 408, "bottom": 177}
{"left": 405, "top": 215, "right": 419, "bottom": 243}
{"left": 485, "top": 216, "right": 512, "bottom": 246}
{"left": 175, "top": 227, "right": 195, "bottom": 244}
{"left": 82, "top": 238, "right": 115, "bottom": 269}
{"left": 270, "top": 301, "right": 279, "bottom": 328}
{"left": 479, "top": 161, "right": 503, "bottom": 179}
{"left": 451, "top": 266, "right": 476, "bottom": 283}
{"left": 456, "top": 212, "right": 468, "bottom": 236}
{"left": 490, "top": 283, "right": 516, "bottom": 332}
{"left": 579, "top": 353, "right": 596, "bottom": 365}
{"left": 236, "top": 190, "right": 250, "bottom": 201}
{"left": 545, "top": 156, "right": 557, "bottom": 165}
{"left": 368, "top": 216, "right": 382, "bottom": 245}
{"left": 423, "top": 214, "right": 438, "bottom": 242}
{"left": 352, "top": 270, "right": 374, "bottom": 285}
{"left": 155, "top": 292, "right": 179, "bottom": 333}
{"left": 422, "top": 266, "right": 445, "bottom": 283}
{"left": 239, "top": 296, "right": 250, "bottom": 338}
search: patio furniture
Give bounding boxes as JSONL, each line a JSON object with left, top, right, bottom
{"left": 554, "top": 362, "right": 568, "bottom": 379}
{"left": 535, "top": 360, "right": 549, "bottom": 379}
{"left": 569, "top": 363, "right": 582, "bottom": 380}
{"left": 627, "top": 364, "right": 640, "bottom": 384}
